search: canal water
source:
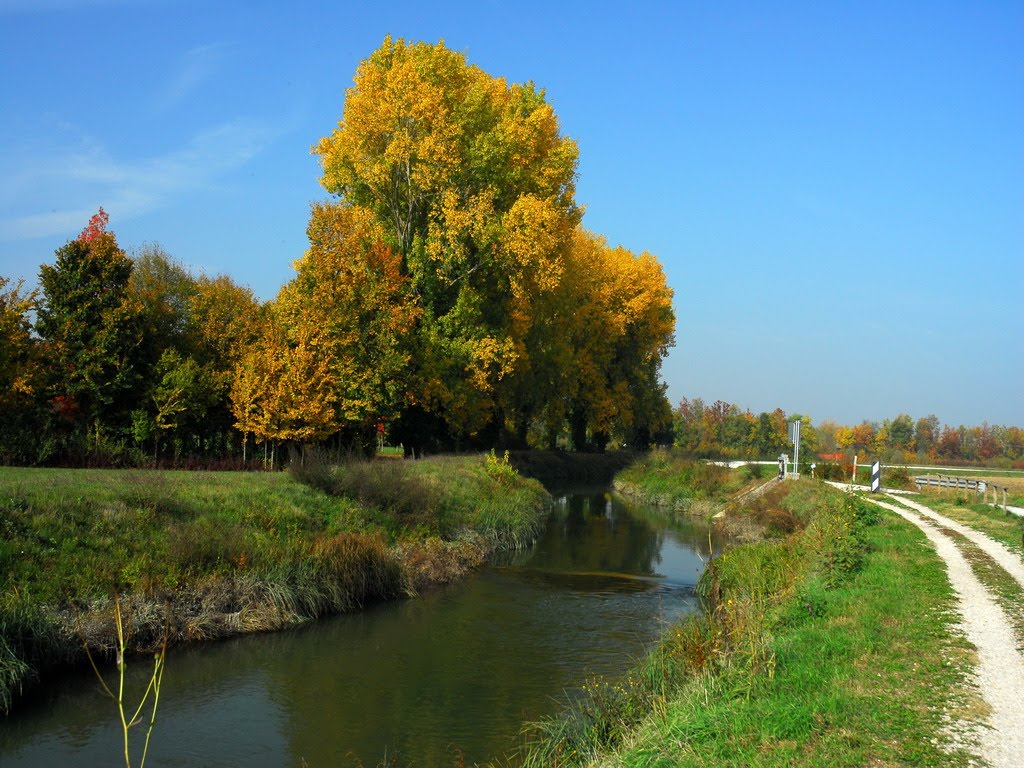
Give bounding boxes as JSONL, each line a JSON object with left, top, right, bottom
{"left": 0, "top": 488, "right": 722, "bottom": 767}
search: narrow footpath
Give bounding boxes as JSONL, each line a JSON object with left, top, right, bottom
{"left": 863, "top": 494, "right": 1024, "bottom": 768}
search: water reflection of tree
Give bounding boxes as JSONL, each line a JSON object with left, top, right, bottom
{"left": 543, "top": 491, "right": 665, "bottom": 577}
{"left": 263, "top": 573, "right": 666, "bottom": 767}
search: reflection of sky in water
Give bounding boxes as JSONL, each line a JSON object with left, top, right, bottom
{"left": 2, "top": 671, "right": 288, "bottom": 768}
{"left": 1, "top": 489, "right": 716, "bottom": 767}
{"left": 657, "top": 531, "right": 712, "bottom": 586}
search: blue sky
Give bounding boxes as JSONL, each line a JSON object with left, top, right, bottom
{"left": 1, "top": 0, "right": 1021, "bottom": 427}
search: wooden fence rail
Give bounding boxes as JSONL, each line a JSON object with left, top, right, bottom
{"left": 914, "top": 474, "right": 1009, "bottom": 512}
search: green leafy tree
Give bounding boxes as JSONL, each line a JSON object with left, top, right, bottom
{"left": 148, "top": 349, "right": 219, "bottom": 459}
{"left": 674, "top": 398, "right": 706, "bottom": 453}
{"left": 128, "top": 243, "right": 200, "bottom": 369}
{"left": 888, "top": 413, "right": 915, "bottom": 452}
{"left": 35, "top": 209, "right": 142, "bottom": 449}
{"left": 751, "top": 411, "right": 788, "bottom": 458}
{"left": 788, "top": 414, "right": 819, "bottom": 470}
{"left": 914, "top": 415, "right": 940, "bottom": 457}
{"left": 186, "top": 273, "right": 265, "bottom": 455}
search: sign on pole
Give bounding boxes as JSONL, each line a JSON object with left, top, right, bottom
{"left": 788, "top": 420, "right": 801, "bottom": 479}
{"left": 870, "top": 461, "right": 881, "bottom": 493}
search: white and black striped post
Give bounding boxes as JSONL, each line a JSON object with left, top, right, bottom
{"left": 870, "top": 461, "right": 881, "bottom": 493}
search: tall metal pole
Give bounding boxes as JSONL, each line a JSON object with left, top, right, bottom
{"left": 793, "top": 424, "right": 800, "bottom": 479}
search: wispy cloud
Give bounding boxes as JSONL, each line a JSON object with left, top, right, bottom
{"left": 0, "top": 119, "right": 270, "bottom": 242}
{"left": 154, "top": 43, "right": 231, "bottom": 112}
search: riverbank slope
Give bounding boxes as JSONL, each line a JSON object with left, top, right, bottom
{"left": 518, "top": 474, "right": 988, "bottom": 767}
{"left": 0, "top": 453, "right": 549, "bottom": 713}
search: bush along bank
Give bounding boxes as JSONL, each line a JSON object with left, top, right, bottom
{"left": 516, "top": 480, "right": 976, "bottom": 767}
{"left": 611, "top": 449, "right": 752, "bottom": 514}
{"left": 0, "top": 452, "right": 549, "bottom": 713}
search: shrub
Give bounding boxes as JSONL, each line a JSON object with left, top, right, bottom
{"left": 290, "top": 453, "right": 443, "bottom": 521}
{"left": 744, "top": 484, "right": 801, "bottom": 536}
{"left": 484, "top": 449, "right": 519, "bottom": 484}
{"left": 400, "top": 534, "right": 488, "bottom": 591}
{"left": 287, "top": 449, "right": 340, "bottom": 495}
{"left": 819, "top": 462, "right": 850, "bottom": 481}
{"left": 166, "top": 518, "right": 248, "bottom": 575}
{"left": 690, "top": 462, "right": 729, "bottom": 497}
{"left": 337, "top": 460, "right": 442, "bottom": 519}
{"left": 884, "top": 465, "right": 911, "bottom": 489}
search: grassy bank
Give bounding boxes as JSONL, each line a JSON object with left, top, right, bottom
{"left": 611, "top": 450, "right": 753, "bottom": 512}
{"left": 0, "top": 453, "right": 549, "bottom": 713}
{"left": 515, "top": 480, "right": 977, "bottom": 767}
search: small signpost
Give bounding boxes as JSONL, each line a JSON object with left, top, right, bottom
{"left": 788, "top": 420, "right": 801, "bottom": 479}
{"left": 870, "top": 461, "right": 881, "bottom": 493}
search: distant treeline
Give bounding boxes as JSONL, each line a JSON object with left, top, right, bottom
{"left": 674, "top": 398, "right": 1024, "bottom": 468}
{"left": 0, "top": 39, "right": 675, "bottom": 468}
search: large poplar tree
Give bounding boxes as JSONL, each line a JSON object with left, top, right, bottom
{"left": 315, "top": 36, "right": 582, "bottom": 445}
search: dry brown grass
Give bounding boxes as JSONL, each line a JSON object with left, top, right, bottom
{"left": 714, "top": 484, "right": 799, "bottom": 543}
{"left": 988, "top": 475, "right": 1024, "bottom": 496}
{"left": 66, "top": 532, "right": 408, "bottom": 662}
{"left": 917, "top": 473, "right": 1024, "bottom": 495}
{"left": 398, "top": 534, "right": 489, "bottom": 592}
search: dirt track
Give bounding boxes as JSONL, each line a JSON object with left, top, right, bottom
{"left": 865, "top": 495, "right": 1024, "bottom": 767}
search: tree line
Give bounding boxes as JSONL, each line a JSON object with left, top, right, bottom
{"left": 674, "top": 398, "right": 1024, "bottom": 468}
{"left": 0, "top": 38, "right": 675, "bottom": 467}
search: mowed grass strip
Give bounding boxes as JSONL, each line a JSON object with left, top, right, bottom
{"left": 906, "top": 493, "right": 1024, "bottom": 556}
{"left": 604, "top": 508, "right": 978, "bottom": 767}
{"left": 921, "top": 524, "right": 1024, "bottom": 654}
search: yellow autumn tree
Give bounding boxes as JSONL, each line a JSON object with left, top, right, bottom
{"left": 272, "top": 202, "right": 420, "bottom": 449}
{"left": 0, "top": 277, "right": 37, "bottom": 408}
{"left": 315, "top": 36, "right": 580, "bottom": 446}
{"left": 228, "top": 306, "right": 338, "bottom": 462}
{"left": 229, "top": 344, "right": 265, "bottom": 462}
{"left": 272, "top": 319, "right": 338, "bottom": 445}
{"left": 558, "top": 230, "right": 675, "bottom": 449}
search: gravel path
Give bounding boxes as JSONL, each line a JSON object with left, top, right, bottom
{"left": 889, "top": 495, "right": 1024, "bottom": 590}
{"left": 865, "top": 496, "right": 1024, "bottom": 767}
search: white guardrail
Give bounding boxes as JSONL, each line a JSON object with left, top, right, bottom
{"left": 915, "top": 474, "right": 1011, "bottom": 512}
